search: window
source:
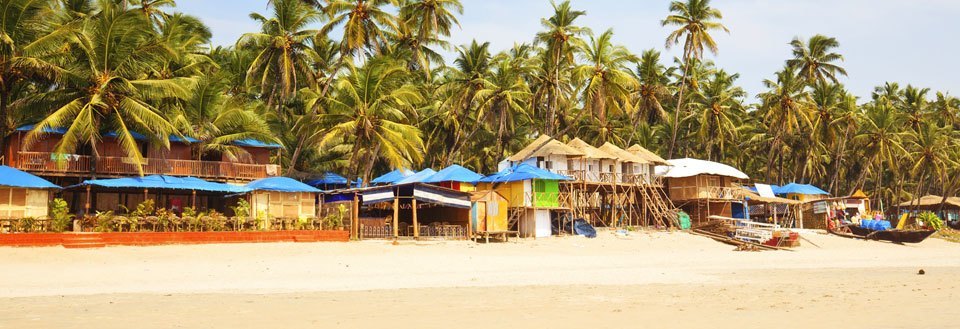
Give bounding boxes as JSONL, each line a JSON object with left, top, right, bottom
{"left": 544, "top": 161, "right": 553, "bottom": 170}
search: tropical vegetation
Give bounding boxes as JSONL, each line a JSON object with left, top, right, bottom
{"left": 2, "top": 0, "right": 958, "bottom": 211}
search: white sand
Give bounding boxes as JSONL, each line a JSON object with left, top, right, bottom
{"left": 1, "top": 230, "right": 958, "bottom": 328}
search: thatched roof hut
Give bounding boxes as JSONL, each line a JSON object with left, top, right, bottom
{"left": 627, "top": 144, "right": 668, "bottom": 165}
{"left": 897, "top": 195, "right": 960, "bottom": 208}
{"left": 598, "top": 143, "right": 648, "bottom": 164}
{"left": 507, "top": 135, "right": 584, "bottom": 162}
{"left": 566, "top": 138, "right": 616, "bottom": 159}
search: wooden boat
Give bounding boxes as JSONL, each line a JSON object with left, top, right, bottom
{"left": 830, "top": 224, "right": 936, "bottom": 244}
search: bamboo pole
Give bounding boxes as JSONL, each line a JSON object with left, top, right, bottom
{"left": 191, "top": 190, "right": 197, "bottom": 209}
{"left": 392, "top": 188, "right": 399, "bottom": 239}
{"left": 84, "top": 185, "right": 91, "bottom": 217}
{"left": 412, "top": 198, "right": 419, "bottom": 239}
{"left": 351, "top": 193, "right": 359, "bottom": 240}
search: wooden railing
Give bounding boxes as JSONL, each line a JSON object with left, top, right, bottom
{"left": 15, "top": 152, "right": 278, "bottom": 181}
{"left": 669, "top": 186, "right": 745, "bottom": 201}
{"left": 557, "top": 170, "right": 661, "bottom": 186}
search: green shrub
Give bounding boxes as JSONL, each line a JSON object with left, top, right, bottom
{"left": 49, "top": 198, "right": 74, "bottom": 232}
{"left": 95, "top": 211, "right": 114, "bottom": 232}
{"left": 323, "top": 204, "right": 347, "bottom": 230}
{"left": 917, "top": 212, "right": 944, "bottom": 231}
{"left": 17, "top": 217, "right": 36, "bottom": 232}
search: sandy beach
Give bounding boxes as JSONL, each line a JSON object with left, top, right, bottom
{"left": 1, "top": 230, "right": 959, "bottom": 328}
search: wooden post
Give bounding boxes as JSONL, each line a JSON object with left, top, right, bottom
{"left": 143, "top": 189, "right": 148, "bottom": 203}
{"left": 392, "top": 189, "right": 399, "bottom": 239}
{"left": 412, "top": 198, "right": 419, "bottom": 239}
{"left": 191, "top": 190, "right": 197, "bottom": 209}
{"left": 351, "top": 193, "right": 359, "bottom": 240}
{"left": 84, "top": 185, "right": 91, "bottom": 217}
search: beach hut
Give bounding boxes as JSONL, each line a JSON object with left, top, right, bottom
{"left": 500, "top": 135, "right": 585, "bottom": 173}
{"left": 598, "top": 142, "right": 650, "bottom": 184}
{"left": 422, "top": 165, "right": 483, "bottom": 192}
{"left": 627, "top": 144, "right": 668, "bottom": 185}
{"left": 69, "top": 175, "right": 247, "bottom": 217}
{"left": 471, "top": 190, "right": 509, "bottom": 236}
{"left": 370, "top": 169, "right": 415, "bottom": 186}
{"left": 477, "top": 164, "right": 572, "bottom": 238}
{"left": 565, "top": 138, "right": 617, "bottom": 182}
{"left": 896, "top": 195, "right": 960, "bottom": 223}
{"left": 244, "top": 177, "right": 321, "bottom": 220}
{"left": 0, "top": 165, "right": 59, "bottom": 219}
{"left": 657, "top": 158, "right": 750, "bottom": 225}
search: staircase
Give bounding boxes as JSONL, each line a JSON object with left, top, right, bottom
{"left": 61, "top": 235, "right": 106, "bottom": 249}
{"left": 639, "top": 185, "right": 678, "bottom": 228}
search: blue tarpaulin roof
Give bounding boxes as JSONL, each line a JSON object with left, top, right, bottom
{"left": 370, "top": 169, "right": 415, "bottom": 185}
{"left": 17, "top": 124, "right": 199, "bottom": 143}
{"left": 0, "top": 165, "right": 60, "bottom": 189}
{"left": 477, "top": 164, "right": 572, "bottom": 183}
{"left": 776, "top": 183, "right": 829, "bottom": 196}
{"left": 72, "top": 175, "right": 248, "bottom": 193}
{"left": 244, "top": 177, "right": 321, "bottom": 193}
{"left": 395, "top": 169, "right": 437, "bottom": 185}
{"left": 308, "top": 172, "right": 350, "bottom": 186}
{"left": 422, "top": 165, "right": 483, "bottom": 184}
{"left": 233, "top": 139, "right": 283, "bottom": 149}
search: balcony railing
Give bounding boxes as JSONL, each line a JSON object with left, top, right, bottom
{"left": 556, "top": 170, "right": 661, "bottom": 186}
{"left": 668, "top": 186, "right": 745, "bottom": 201}
{"left": 15, "top": 152, "right": 279, "bottom": 181}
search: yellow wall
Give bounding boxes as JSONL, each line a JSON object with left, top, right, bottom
{"left": 0, "top": 188, "right": 49, "bottom": 219}
{"left": 478, "top": 181, "right": 527, "bottom": 208}
{"left": 250, "top": 191, "right": 317, "bottom": 219}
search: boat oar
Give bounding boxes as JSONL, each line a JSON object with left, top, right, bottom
{"left": 798, "top": 234, "right": 821, "bottom": 248}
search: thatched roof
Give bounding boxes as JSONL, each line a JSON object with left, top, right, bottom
{"left": 506, "top": 135, "right": 584, "bottom": 162}
{"left": 598, "top": 143, "right": 648, "bottom": 164}
{"left": 739, "top": 188, "right": 801, "bottom": 205}
{"left": 897, "top": 195, "right": 960, "bottom": 208}
{"left": 627, "top": 144, "right": 668, "bottom": 165}
{"left": 566, "top": 138, "right": 616, "bottom": 160}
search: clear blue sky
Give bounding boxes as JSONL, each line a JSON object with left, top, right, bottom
{"left": 176, "top": 0, "right": 960, "bottom": 100}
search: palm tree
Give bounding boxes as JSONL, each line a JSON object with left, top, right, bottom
{"left": 786, "top": 35, "right": 847, "bottom": 85}
{"left": 438, "top": 40, "right": 493, "bottom": 165}
{"left": 321, "top": 0, "right": 397, "bottom": 58}
{"left": 399, "top": 0, "right": 462, "bottom": 42}
{"left": 239, "top": 0, "right": 320, "bottom": 107}
{"left": 756, "top": 65, "right": 811, "bottom": 181}
{"left": 632, "top": 49, "right": 673, "bottom": 136}
{"left": 534, "top": 0, "right": 588, "bottom": 135}
{"left": 852, "top": 104, "right": 907, "bottom": 197}
{"left": 0, "top": 0, "right": 71, "bottom": 158}
{"left": 316, "top": 57, "right": 424, "bottom": 184}
{"left": 474, "top": 49, "right": 533, "bottom": 162}
{"left": 689, "top": 70, "right": 744, "bottom": 161}
{"left": 905, "top": 122, "right": 955, "bottom": 205}
{"left": 571, "top": 29, "right": 638, "bottom": 143}
{"left": 23, "top": 2, "right": 188, "bottom": 175}
{"left": 662, "top": 0, "right": 728, "bottom": 157}
{"left": 899, "top": 84, "right": 930, "bottom": 131}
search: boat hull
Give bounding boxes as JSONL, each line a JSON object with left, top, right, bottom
{"left": 830, "top": 225, "right": 936, "bottom": 244}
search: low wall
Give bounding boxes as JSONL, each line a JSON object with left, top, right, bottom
{"left": 0, "top": 230, "right": 350, "bottom": 248}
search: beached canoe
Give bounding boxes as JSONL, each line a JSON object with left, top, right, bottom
{"left": 830, "top": 225, "right": 936, "bottom": 244}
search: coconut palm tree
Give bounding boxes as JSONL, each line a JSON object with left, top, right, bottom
{"left": 316, "top": 56, "right": 424, "bottom": 184}
{"left": 571, "top": 29, "right": 638, "bottom": 143}
{"left": 22, "top": 1, "right": 188, "bottom": 175}
{"left": 0, "top": 0, "right": 73, "bottom": 156}
{"left": 899, "top": 84, "right": 930, "bottom": 131}
{"left": 534, "top": 0, "right": 588, "bottom": 135}
{"left": 852, "top": 103, "right": 907, "bottom": 196}
{"left": 321, "top": 0, "right": 397, "bottom": 57}
{"left": 756, "top": 65, "right": 811, "bottom": 181}
{"left": 239, "top": 0, "right": 320, "bottom": 107}
{"left": 786, "top": 35, "right": 847, "bottom": 85}
{"left": 662, "top": 0, "right": 728, "bottom": 157}
{"left": 689, "top": 69, "right": 744, "bottom": 161}
{"left": 632, "top": 49, "right": 673, "bottom": 131}
{"left": 474, "top": 49, "right": 533, "bottom": 162}
{"left": 399, "top": 0, "right": 462, "bottom": 42}
{"left": 437, "top": 40, "right": 493, "bottom": 165}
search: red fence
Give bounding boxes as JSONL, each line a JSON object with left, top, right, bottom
{"left": 0, "top": 231, "right": 349, "bottom": 248}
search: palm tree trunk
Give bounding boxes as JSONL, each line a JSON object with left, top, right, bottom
{"left": 285, "top": 136, "right": 306, "bottom": 176}
{"left": 0, "top": 90, "right": 8, "bottom": 165}
{"left": 668, "top": 54, "right": 692, "bottom": 159}
{"left": 362, "top": 142, "right": 382, "bottom": 188}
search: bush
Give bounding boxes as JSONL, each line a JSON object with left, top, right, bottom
{"left": 49, "top": 198, "right": 74, "bottom": 232}
{"left": 17, "top": 217, "right": 36, "bottom": 232}
{"left": 917, "top": 212, "right": 944, "bottom": 231}
{"left": 95, "top": 211, "right": 115, "bottom": 232}
{"left": 323, "top": 204, "right": 347, "bottom": 230}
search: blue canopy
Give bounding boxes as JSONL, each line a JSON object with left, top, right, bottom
{"left": 422, "top": 165, "right": 483, "bottom": 184}
{"left": 308, "top": 172, "right": 350, "bottom": 186}
{"left": 395, "top": 169, "right": 437, "bottom": 185}
{"left": 0, "top": 165, "right": 60, "bottom": 189}
{"left": 72, "top": 175, "right": 248, "bottom": 193}
{"left": 370, "top": 169, "right": 415, "bottom": 185}
{"left": 233, "top": 138, "right": 283, "bottom": 149}
{"left": 776, "top": 183, "right": 829, "bottom": 196}
{"left": 17, "top": 124, "right": 199, "bottom": 143}
{"left": 245, "top": 177, "right": 321, "bottom": 193}
{"left": 477, "top": 164, "right": 572, "bottom": 183}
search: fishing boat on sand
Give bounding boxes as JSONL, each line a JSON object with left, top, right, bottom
{"left": 828, "top": 217, "right": 935, "bottom": 244}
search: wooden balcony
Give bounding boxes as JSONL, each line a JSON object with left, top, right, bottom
{"left": 668, "top": 186, "right": 745, "bottom": 201}
{"left": 557, "top": 170, "right": 661, "bottom": 186}
{"left": 14, "top": 152, "right": 279, "bottom": 182}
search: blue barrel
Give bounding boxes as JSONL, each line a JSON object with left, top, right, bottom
{"left": 879, "top": 221, "right": 891, "bottom": 231}
{"left": 861, "top": 220, "right": 873, "bottom": 230}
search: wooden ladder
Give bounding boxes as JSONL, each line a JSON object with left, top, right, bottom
{"left": 639, "top": 185, "right": 678, "bottom": 228}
